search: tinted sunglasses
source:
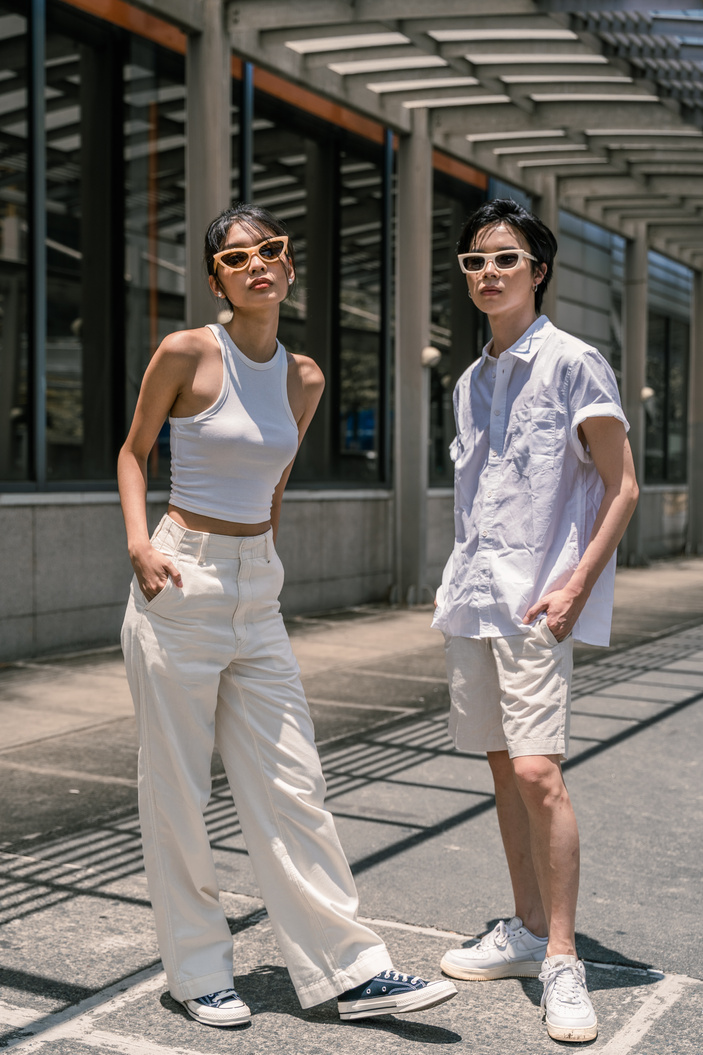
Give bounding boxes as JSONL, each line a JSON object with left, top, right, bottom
{"left": 458, "top": 249, "right": 537, "bottom": 274}
{"left": 213, "top": 236, "right": 289, "bottom": 273}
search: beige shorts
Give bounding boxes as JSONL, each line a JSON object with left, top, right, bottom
{"left": 444, "top": 620, "right": 574, "bottom": 760}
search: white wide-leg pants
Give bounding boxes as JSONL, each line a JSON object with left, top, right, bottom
{"left": 121, "top": 515, "right": 391, "bottom": 1007}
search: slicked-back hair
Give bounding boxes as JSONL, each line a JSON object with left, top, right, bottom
{"left": 204, "top": 202, "right": 296, "bottom": 308}
{"left": 457, "top": 199, "right": 557, "bottom": 313}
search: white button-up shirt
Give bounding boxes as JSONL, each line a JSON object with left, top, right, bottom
{"left": 432, "top": 316, "right": 629, "bottom": 647}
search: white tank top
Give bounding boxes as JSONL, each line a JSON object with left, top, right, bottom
{"left": 168, "top": 323, "right": 299, "bottom": 523}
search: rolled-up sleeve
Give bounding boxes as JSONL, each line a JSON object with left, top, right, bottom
{"left": 567, "top": 348, "right": 629, "bottom": 463}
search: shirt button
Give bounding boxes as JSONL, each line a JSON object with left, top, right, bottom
{"left": 494, "top": 410, "right": 499, "bottom": 416}
{"left": 487, "top": 490, "right": 493, "bottom": 497}
{"left": 482, "top": 530, "right": 488, "bottom": 537}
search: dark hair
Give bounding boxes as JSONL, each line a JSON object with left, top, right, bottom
{"left": 457, "top": 199, "right": 557, "bottom": 312}
{"left": 204, "top": 202, "right": 296, "bottom": 307}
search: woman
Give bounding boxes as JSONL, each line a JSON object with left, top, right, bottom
{"left": 118, "top": 203, "right": 456, "bottom": 1028}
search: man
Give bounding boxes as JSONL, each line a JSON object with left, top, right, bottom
{"left": 433, "top": 199, "right": 638, "bottom": 1043}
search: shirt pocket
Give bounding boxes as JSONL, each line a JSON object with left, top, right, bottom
{"left": 506, "top": 407, "right": 556, "bottom": 476}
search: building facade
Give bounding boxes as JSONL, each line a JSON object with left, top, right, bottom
{"left": 2, "top": 0, "right": 701, "bottom": 659}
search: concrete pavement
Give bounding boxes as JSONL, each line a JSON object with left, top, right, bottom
{"left": 1, "top": 558, "right": 702, "bottom": 1053}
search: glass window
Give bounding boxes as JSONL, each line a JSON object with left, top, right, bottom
{"left": 429, "top": 176, "right": 484, "bottom": 486}
{"left": 0, "top": 5, "right": 28, "bottom": 481}
{"left": 645, "top": 312, "right": 689, "bottom": 485}
{"left": 338, "top": 145, "right": 384, "bottom": 483}
{"left": 124, "top": 38, "right": 186, "bottom": 483}
{"left": 253, "top": 90, "right": 388, "bottom": 485}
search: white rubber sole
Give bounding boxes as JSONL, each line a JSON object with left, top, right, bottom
{"left": 545, "top": 1015, "right": 598, "bottom": 1043}
{"left": 182, "top": 999, "right": 251, "bottom": 1027}
{"left": 339, "top": 979, "right": 458, "bottom": 1020}
{"left": 440, "top": 955, "right": 544, "bottom": 981}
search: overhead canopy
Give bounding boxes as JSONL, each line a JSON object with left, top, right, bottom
{"left": 222, "top": 0, "right": 703, "bottom": 269}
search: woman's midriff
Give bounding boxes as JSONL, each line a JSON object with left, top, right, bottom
{"left": 167, "top": 505, "right": 271, "bottom": 537}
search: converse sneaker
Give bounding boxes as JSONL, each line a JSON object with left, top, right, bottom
{"left": 338, "top": 970, "right": 457, "bottom": 1020}
{"left": 182, "top": 988, "right": 251, "bottom": 1027}
{"left": 441, "top": 916, "right": 548, "bottom": 980}
{"left": 539, "top": 955, "right": 598, "bottom": 1042}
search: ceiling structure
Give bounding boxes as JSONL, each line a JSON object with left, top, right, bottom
{"left": 225, "top": 0, "right": 703, "bottom": 270}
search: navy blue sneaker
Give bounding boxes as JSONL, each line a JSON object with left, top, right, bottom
{"left": 338, "top": 970, "right": 457, "bottom": 1020}
{"left": 182, "top": 988, "right": 251, "bottom": 1027}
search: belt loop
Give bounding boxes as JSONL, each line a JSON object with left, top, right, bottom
{"left": 266, "top": 531, "right": 272, "bottom": 563}
{"left": 197, "top": 531, "right": 208, "bottom": 565}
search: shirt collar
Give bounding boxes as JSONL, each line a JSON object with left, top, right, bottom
{"left": 480, "top": 315, "right": 553, "bottom": 365}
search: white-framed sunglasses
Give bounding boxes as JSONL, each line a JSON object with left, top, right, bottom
{"left": 213, "top": 235, "right": 289, "bottom": 274}
{"left": 457, "top": 249, "right": 537, "bottom": 274}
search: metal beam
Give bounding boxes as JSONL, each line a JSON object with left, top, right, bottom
{"left": 395, "top": 107, "right": 432, "bottom": 604}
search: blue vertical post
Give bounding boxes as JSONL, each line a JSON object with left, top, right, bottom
{"left": 29, "top": 0, "right": 47, "bottom": 486}
{"left": 239, "top": 62, "right": 254, "bottom": 203}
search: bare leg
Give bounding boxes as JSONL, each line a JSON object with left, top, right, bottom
{"left": 487, "top": 750, "right": 548, "bottom": 938}
{"left": 511, "top": 754, "right": 580, "bottom": 958}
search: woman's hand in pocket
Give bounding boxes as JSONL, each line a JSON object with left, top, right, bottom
{"left": 130, "top": 543, "right": 183, "bottom": 602}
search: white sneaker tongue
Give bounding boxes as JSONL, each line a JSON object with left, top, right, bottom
{"left": 508, "top": 916, "right": 523, "bottom": 928}
{"left": 549, "top": 954, "right": 578, "bottom": 966}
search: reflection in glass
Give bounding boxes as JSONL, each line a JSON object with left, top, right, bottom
{"left": 645, "top": 313, "right": 689, "bottom": 485}
{"left": 0, "top": 5, "right": 28, "bottom": 480}
{"left": 124, "top": 40, "right": 187, "bottom": 482}
{"left": 430, "top": 180, "right": 484, "bottom": 486}
{"left": 44, "top": 29, "right": 84, "bottom": 479}
{"left": 338, "top": 148, "right": 383, "bottom": 483}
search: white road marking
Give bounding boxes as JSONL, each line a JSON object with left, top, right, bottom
{"left": 597, "top": 973, "right": 701, "bottom": 1053}
{"left": 353, "top": 668, "right": 447, "bottom": 684}
{"left": 0, "top": 760, "right": 137, "bottom": 788}
{"left": 0, "top": 1003, "right": 46, "bottom": 1029}
{"left": 359, "top": 915, "right": 475, "bottom": 941}
{"left": 2, "top": 964, "right": 166, "bottom": 1051}
{"left": 46, "top": 1030, "right": 226, "bottom": 1055}
{"left": 307, "top": 697, "right": 413, "bottom": 713}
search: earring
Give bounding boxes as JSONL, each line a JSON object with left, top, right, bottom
{"left": 467, "top": 290, "right": 472, "bottom": 300}
{"left": 288, "top": 277, "right": 293, "bottom": 284}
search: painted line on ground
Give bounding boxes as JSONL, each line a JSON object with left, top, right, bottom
{"left": 0, "top": 760, "right": 137, "bottom": 788}
{"left": 1, "top": 963, "right": 165, "bottom": 1051}
{"left": 597, "top": 973, "right": 701, "bottom": 1053}
{"left": 359, "top": 915, "right": 475, "bottom": 941}
{"left": 306, "top": 697, "right": 414, "bottom": 713}
{"left": 353, "top": 668, "right": 448, "bottom": 684}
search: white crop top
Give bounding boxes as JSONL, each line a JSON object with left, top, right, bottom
{"left": 168, "top": 323, "right": 299, "bottom": 523}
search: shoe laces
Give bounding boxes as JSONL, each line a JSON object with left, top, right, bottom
{"left": 378, "top": 970, "right": 420, "bottom": 985}
{"left": 479, "top": 918, "right": 517, "bottom": 951}
{"left": 195, "top": 988, "right": 241, "bottom": 1007}
{"left": 539, "top": 961, "right": 586, "bottom": 1009}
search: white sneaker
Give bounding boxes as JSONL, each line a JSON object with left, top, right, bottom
{"left": 441, "top": 917, "right": 548, "bottom": 980}
{"left": 182, "top": 988, "right": 251, "bottom": 1027}
{"left": 539, "top": 955, "right": 598, "bottom": 1042}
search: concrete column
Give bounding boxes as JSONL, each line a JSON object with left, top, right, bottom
{"left": 186, "top": 0, "right": 230, "bottom": 328}
{"left": 394, "top": 108, "right": 432, "bottom": 604}
{"left": 687, "top": 270, "right": 703, "bottom": 554}
{"left": 536, "top": 173, "right": 559, "bottom": 321}
{"left": 621, "top": 221, "right": 649, "bottom": 564}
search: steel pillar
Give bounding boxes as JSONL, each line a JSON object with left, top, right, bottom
{"left": 536, "top": 173, "right": 559, "bottom": 322}
{"left": 186, "top": 0, "right": 231, "bottom": 328}
{"left": 621, "top": 222, "right": 648, "bottom": 565}
{"left": 687, "top": 271, "right": 703, "bottom": 554}
{"left": 394, "top": 108, "right": 432, "bottom": 604}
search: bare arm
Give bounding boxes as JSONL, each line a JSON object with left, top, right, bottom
{"left": 117, "top": 333, "right": 197, "bottom": 599}
{"left": 523, "top": 417, "right": 639, "bottom": 640}
{"left": 270, "top": 354, "right": 325, "bottom": 544}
